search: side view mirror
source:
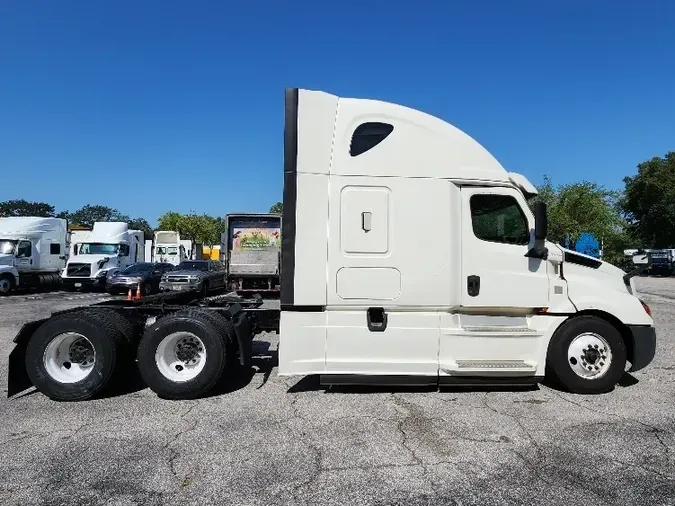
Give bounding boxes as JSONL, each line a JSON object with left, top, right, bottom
{"left": 534, "top": 201, "right": 548, "bottom": 241}
{"left": 526, "top": 201, "right": 549, "bottom": 260}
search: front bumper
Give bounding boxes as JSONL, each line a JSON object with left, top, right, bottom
{"left": 106, "top": 280, "right": 142, "bottom": 293}
{"left": 627, "top": 325, "right": 657, "bottom": 372}
{"left": 62, "top": 277, "right": 107, "bottom": 289}
{"left": 159, "top": 281, "right": 201, "bottom": 292}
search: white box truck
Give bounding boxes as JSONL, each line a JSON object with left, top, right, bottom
{"left": 220, "top": 213, "right": 281, "bottom": 294}
{"left": 0, "top": 217, "right": 67, "bottom": 295}
{"left": 7, "top": 88, "right": 656, "bottom": 402}
{"left": 61, "top": 222, "right": 144, "bottom": 290}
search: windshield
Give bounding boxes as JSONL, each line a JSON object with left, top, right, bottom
{"left": 0, "top": 240, "right": 17, "bottom": 255}
{"left": 157, "top": 246, "right": 179, "bottom": 255}
{"left": 78, "top": 243, "right": 119, "bottom": 255}
{"left": 122, "top": 263, "right": 153, "bottom": 275}
{"left": 176, "top": 261, "right": 208, "bottom": 271}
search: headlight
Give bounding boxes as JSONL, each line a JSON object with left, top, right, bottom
{"left": 161, "top": 275, "right": 169, "bottom": 282}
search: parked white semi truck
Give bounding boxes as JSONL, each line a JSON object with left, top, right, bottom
{"left": 0, "top": 217, "right": 67, "bottom": 295}
{"left": 153, "top": 231, "right": 188, "bottom": 265}
{"left": 61, "top": 222, "right": 144, "bottom": 290}
{"left": 7, "top": 88, "right": 656, "bottom": 402}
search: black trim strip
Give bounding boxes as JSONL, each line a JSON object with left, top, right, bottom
{"left": 564, "top": 251, "right": 602, "bottom": 269}
{"left": 281, "top": 88, "right": 299, "bottom": 306}
{"left": 281, "top": 305, "right": 325, "bottom": 312}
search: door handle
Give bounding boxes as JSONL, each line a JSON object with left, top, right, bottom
{"left": 467, "top": 275, "right": 480, "bottom": 297}
{"left": 361, "top": 212, "right": 372, "bottom": 233}
{"left": 367, "top": 307, "right": 387, "bottom": 332}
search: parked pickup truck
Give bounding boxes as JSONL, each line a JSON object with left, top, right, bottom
{"left": 159, "top": 259, "right": 227, "bottom": 296}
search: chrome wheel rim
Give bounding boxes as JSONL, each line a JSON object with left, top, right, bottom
{"left": 568, "top": 332, "right": 612, "bottom": 379}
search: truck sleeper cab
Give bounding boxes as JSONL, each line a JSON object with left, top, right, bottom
{"left": 278, "top": 88, "right": 656, "bottom": 394}
{"left": 5, "top": 87, "right": 656, "bottom": 403}
{"left": 61, "top": 222, "right": 144, "bottom": 290}
{"left": 0, "top": 217, "right": 67, "bottom": 295}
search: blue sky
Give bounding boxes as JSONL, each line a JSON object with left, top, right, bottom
{"left": 1, "top": 1, "right": 674, "bottom": 225}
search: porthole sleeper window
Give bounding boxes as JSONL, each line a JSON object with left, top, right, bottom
{"left": 350, "top": 122, "right": 394, "bottom": 157}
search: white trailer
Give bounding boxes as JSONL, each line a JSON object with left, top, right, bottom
{"left": 61, "top": 222, "right": 144, "bottom": 290}
{"left": 6, "top": 87, "right": 656, "bottom": 402}
{"left": 0, "top": 217, "right": 67, "bottom": 295}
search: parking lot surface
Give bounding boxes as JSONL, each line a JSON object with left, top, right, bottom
{"left": 1, "top": 279, "right": 673, "bottom": 506}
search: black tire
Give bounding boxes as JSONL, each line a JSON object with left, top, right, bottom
{"left": 74, "top": 308, "right": 138, "bottom": 344}
{"left": 0, "top": 273, "right": 15, "bottom": 296}
{"left": 25, "top": 312, "right": 126, "bottom": 401}
{"left": 136, "top": 309, "right": 228, "bottom": 400}
{"left": 143, "top": 282, "right": 153, "bottom": 296}
{"left": 198, "top": 310, "right": 242, "bottom": 372}
{"left": 546, "top": 315, "right": 626, "bottom": 394}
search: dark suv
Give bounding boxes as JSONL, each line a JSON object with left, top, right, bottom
{"left": 106, "top": 262, "right": 175, "bottom": 295}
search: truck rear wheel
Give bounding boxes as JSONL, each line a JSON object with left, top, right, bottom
{"left": 75, "top": 308, "right": 138, "bottom": 344}
{"left": 0, "top": 274, "right": 15, "bottom": 295}
{"left": 136, "top": 309, "right": 228, "bottom": 400}
{"left": 547, "top": 316, "right": 626, "bottom": 394}
{"left": 25, "top": 312, "right": 127, "bottom": 401}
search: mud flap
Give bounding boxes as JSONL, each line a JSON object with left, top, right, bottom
{"left": 8, "top": 341, "right": 32, "bottom": 397}
{"left": 233, "top": 312, "right": 253, "bottom": 368}
{"left": 7, "top": 319, "right": 47, "bottom": 397}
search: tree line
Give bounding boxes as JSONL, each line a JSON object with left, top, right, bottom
{"left": 0, "top": 201, "right": 285, "bottom": 248}
{"left": 1, "top": 151, "right": 673, "bottom": 264}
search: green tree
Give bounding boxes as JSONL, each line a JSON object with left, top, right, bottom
{"left": 0, "top": 199, "right": 56, "bottom": 217}
{"left": 65, "top": 205, "right": 129, "bottom": 228}
{"left": 157, "top": 211, "right": 183, "bottom": 232}
{"left": 157, "top": 212, "right": 225, "bottom": 247}
{"left": 621, "top": 152, "right": 675, "bottom": 248}
{"left": 128, "top": 217, "right": 154, "bottom": 240}
{"left": 531, "top": 175, "right": 625, "bottom": 260}
{"left": 269, "top": 202, "right": 283, "bottom": 214}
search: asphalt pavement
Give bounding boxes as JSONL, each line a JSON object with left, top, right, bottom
{"left": 0, "top": 279, "right": 673, "bottom": 506}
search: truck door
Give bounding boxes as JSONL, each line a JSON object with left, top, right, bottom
{"left": 460, "top": 187, "right": 549, "bottom": 309}
{"left": 15, "top": 240, "right": 33, "bottom": 269}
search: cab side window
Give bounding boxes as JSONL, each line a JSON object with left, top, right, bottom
{"left": 17, "top": 241, "right": 32, "bottom": 258}
{"left": 470, "top": 195, "right": 530, "bottom": 245}
{"left": 119, "top": 244, "right": 130, "bottom": 256}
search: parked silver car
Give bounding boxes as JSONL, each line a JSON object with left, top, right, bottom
{"left": 159, "top": 260, "right": 227, "bottom": 296}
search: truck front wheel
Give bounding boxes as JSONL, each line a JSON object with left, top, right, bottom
{"left": 547, "top": 315, "right": 627, "bottom": 394}
{"left": 25, "top": 312, "right": 127, "bottom": 401}
{"left": 136, "top": 309, "right": 228, "bottom": 400}
{"left": 0, "top": 274, "right": 15, "bottom": 295}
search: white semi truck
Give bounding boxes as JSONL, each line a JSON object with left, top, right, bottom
{"left": 0, "top": 217, "right": 67, "bottom": 295}
{"left": 153, "top": 231, "right": 189, "bottom": 265}
{"left": 61, "top": 222, "right": 144, "bottom": 290}
{"left": 7, "top": 88, "right": 656, "bottom": 402}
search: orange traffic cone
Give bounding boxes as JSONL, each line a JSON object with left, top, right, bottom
{"left": 135, "top": 282, "right": 142, "bottom": 301}
{"left": 126, "top": 287, "right": 133, "bottom": 301}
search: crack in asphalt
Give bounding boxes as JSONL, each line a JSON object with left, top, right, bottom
{"left": 3, "top": 415, "right": 123, "bottom": 445}
{"left": 481, "top": 394, "right": 557, "bottom": 488}
{"left": 162, "top": 402, "right": 199, "bottom": 486}
{"left": 548, "top": 390, "right": 673, "bottom": 480}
